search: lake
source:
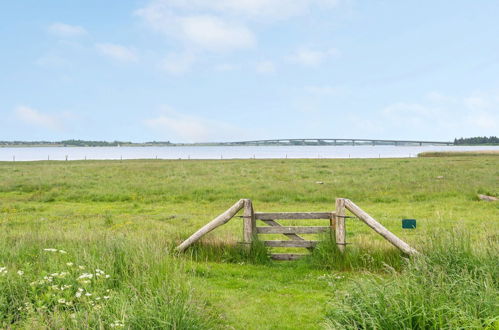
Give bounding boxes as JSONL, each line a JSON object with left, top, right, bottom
{"left": 1, "top": 145, "right": 498, "bottom": 161}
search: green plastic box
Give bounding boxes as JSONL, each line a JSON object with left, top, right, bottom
{"left": 402, "top": 219, "right": 416, "bottom": 229}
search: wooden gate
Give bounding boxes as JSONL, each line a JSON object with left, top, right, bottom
{"left": 253, "top": 211, "right": 333, "bottom": 260}
{"left": 176, "top": 198, "right": 418, "bottom": 258}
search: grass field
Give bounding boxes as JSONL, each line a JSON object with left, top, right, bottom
{"left": 0, "top": 157, "right": 498, "bottom": 329}
{"left": 418, "top": 150, "right": 499, "bottom": 157}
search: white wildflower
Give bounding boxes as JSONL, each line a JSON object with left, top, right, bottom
{"left": 77, "top": 273, "right": 93, "bottom": 280}
{"left": 58, "top": 298, "right": 66, "bottom": 304}
{"left": 0, "top": 267, "right": 7, "bottom": 275}
{"left": 110, "top": 320, "right": 124, "bottom": 328}
{"left": 17, "top": 270, "right": 24, "bottom": 276}
{"left": 43, "top": 248, "right": 58, "bottom": 252}
{"left": 75, "top": 292, "right": 82, "bottom": 298}
{"left": 66, "top": 262, "right": 74, "bottom": 266}
{"left": 85, "top": 292, "right": 92, "bottom": 297}
{"left": 58, "top": 250, "right": 67, "bottom": 254}
{"left": 78, "top": 265, "right": 85, "bottom": 270}
{"left": 103, "top": 296, "right": 110, "bottom": 300}
{"left": 105, "top": 274, "right": 111, "bottom": 279}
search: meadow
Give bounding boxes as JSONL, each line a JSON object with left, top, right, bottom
{"left": 0, "top": 156, "right": 497, "bottom": 329}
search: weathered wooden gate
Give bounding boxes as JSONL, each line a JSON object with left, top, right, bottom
{"left": 253, "top": 211, "right": 333, "bottom": 260}
{"left": 176, "top": 198, "right": 418, "bottom": 259}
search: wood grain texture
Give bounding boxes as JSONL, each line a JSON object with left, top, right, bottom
{"left": 256, "top": 226, "right": 330, "bottom": 234}
{"left": 255, "top": 212, "right": 333, "bottom": 220}
{"left": 242, "top": 199, "right": 256, "bottom": 243}
{"left": 335, "top": 198, "right": 346, "bottom": 252}
{"left": 259, "top": 219, "right": 307, "bottom": 241}
{"left": 176, "top": 199, "right": 245, "bottom": 252}
{"left": 264, "top": 240, "right": 318, "bottom": 248}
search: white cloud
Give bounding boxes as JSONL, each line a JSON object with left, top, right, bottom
{"left": 95, "top": 43, "right": 138, "bottom": 62}
{"left": 135, "top": 0, "right": 340, "bottom": 53}
{"left": 160, "top": 52, "right": 196, "bottom": 74}
{"left": 178, "top": 15, "right": 256, "bottom": 52}
{"left": 48, "top": 23, "right": 87, "bottom": 37}
{"left": 288, "top": 47, "right": 339, "bottom": 66}
{"left": 144, "top": 107, "right": 240, "bottom": 142}
{"left": 256, "top": 60, "right": 276, "bottom": 74}
{"left": 135, "top": 4, "right": 256, "bottom": 52}
{"left": 377, "top": 91, "right": 499, "bottom": 139}
{"left": 14, "top": 106, "right": 61, "bottom": 130}
{"left": 141, "top": 0, "right": 340, "bottom": 20}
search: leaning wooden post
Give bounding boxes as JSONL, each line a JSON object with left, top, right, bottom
{"left": 343, "top": 199, "right": 419, "bottom": 255}
{"left": 176, "top": 199, "right": 245, "bottom": 252}
{"left": 335, "top": 198, "right": 346, "bottom": 252}
{"left": 242, "top": 199, "right": 256, "bottom": 245}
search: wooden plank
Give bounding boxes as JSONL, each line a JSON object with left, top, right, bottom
{"left": 242, "top": 199, "right": 256, "bottom": 243}
{"left": 255, "top": 212, "right": 332, "bottom": 220}
{"left": 176, "top": 199, "right": 245, "bottom": 252}
{"left": 257, "top": 226, "right": 330, "bottom": 234}
{"left": 264, "top": 240, "right": 318, "bottom": 248}
{"left": 271, "top": 253, "right": 307, "bottom": 261}
{"left": 335, "top": 199, "right": 346, "bottom": 253}
{"left": 343, "top": 199, "right": 419, "bottom": 256}
{"left": 260, "top": 219, "right": 306, "bottom": 241}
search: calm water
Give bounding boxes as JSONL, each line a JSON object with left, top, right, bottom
{"left": 1, "top": 145, "right": 498, "bottom": 161}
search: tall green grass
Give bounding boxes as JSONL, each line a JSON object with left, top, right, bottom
{"left": 325, "top": 230, "right": 499, "bottom": 329}
{"left": 0, "top": 233, "right": 215, "bottom": 329}
{"left": 182, "top": 239, "right": 270, "bottom": 265}
{"left": 307, "top": 234, "right": 405, "bottom": 272}
{"left": 0, "top": 157, "right": 497, "bottom": 329}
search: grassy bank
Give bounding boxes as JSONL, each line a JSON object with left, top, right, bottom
{"left": 418, "top": 150, "right": 499, "bottom": 157}
{"left": 0, "top": 157, "right": 498, "bottom": 328}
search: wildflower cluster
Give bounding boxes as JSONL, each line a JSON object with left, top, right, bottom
{"left": 1, "top": 248, "right": 123, "bottom": 327}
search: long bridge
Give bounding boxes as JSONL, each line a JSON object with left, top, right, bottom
{"left": 203, "top": 138, "right": 454, "bottom": 146}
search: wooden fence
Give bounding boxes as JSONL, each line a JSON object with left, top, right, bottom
{"left": 176, "top": 198, "right": 418, "bottom": 259}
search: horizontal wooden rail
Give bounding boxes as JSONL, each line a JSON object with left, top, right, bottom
{"left": 271, "top": 254, "right": 307, "bottom": 260}
{"left": 264, "top": 240, "right": 318, "bottom": 248}
{"left": 176, "top": 199, "right": 245, "bottom": 252}
{"left": 257, "top": 226, "right": 330, "bottom": 234}
{"left": 255, "top": 212, "right": 333, "bottom": 220}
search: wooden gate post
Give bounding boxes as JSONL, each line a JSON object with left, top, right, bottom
{"left": 243, "top": 199, "right": 256, "bottom": 245}
{"left": 335, "top": 198, "right": 346, "bottom": 252}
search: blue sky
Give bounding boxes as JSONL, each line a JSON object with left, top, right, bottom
{"left": 1, "top": 1, "right": 498, "bottom": 142}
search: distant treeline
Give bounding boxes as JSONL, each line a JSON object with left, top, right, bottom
{"left": 454, "top": 136, "right": 499, "bottom": 145}
{"left": 0, "top": 140, "right": 172, "bottom": 147}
